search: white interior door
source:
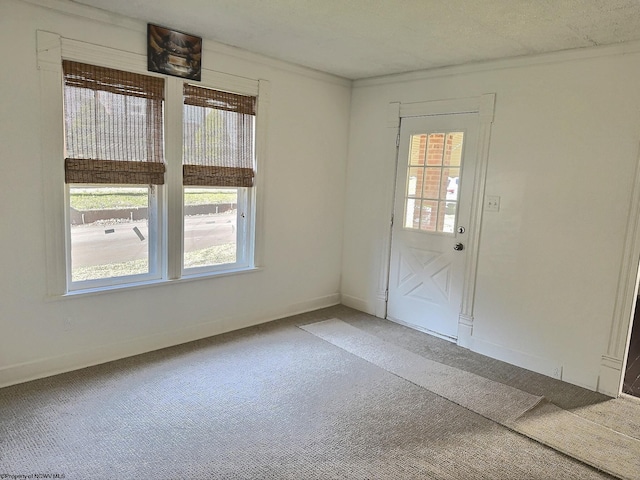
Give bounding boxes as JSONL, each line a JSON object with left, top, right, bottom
{"left": 387, "top": 113, "right": 479, "bottom": 340}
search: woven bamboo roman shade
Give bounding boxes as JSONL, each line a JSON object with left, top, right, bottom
{"left": 63, "top": 60, "right": 165, "bottom": 184}
{"left": 182, "top": 84, "right": 256, "bottom": 187}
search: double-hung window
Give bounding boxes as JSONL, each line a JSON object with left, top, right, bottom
{"left": 60, "top": 57, "right": 259, "bottom": 293}
{"left": 182, "top": 84, "right": 256, "bottom": 274}
{"left": 63, "top": 61, "right": 165, "bottom": 289}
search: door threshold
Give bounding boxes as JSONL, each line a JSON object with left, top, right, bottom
{"left": 386, "top": 316, "right": 457, "bottom": 343}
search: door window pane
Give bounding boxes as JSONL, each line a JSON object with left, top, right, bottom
{"left": 407, "top": 168, "right": 423, "bottom": 196}
{"left": 426, "top": 133, "right": 446, "bottom": 166}
{"left": 442, "top": 168, "right": 460, "bottom": 201}
{"left": 420, "top": 200, "right": 438, "bottom": 231}
{"left": 409, "top": 134, "right": 426, "bottom": 166}
{"left": 405, "top": 198, "right": 421, "bottom": 229}
{"left": 422, "top": 168, "right": 441, "bottom": 199}
{"left": 440, "top": 201, "right": 457, "bottom": 233}
{"left": 444, "top": 132, "right": 464, "bottom": 166}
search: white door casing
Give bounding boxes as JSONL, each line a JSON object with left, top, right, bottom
{"left": 382, "top": 95, "right": 495, "bottom": 345}
{"left": 387, "top": 114, "right": 479, "bottom": 340}
{"left": 600, "top": 143, "right": 640, "bottom": 396}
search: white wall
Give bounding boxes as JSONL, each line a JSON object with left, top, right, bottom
{"left": 0, "top": 0, "right": 351, "bottom": 386}
{"left": 342, "top": 49, "right": 640, "bottom": 391}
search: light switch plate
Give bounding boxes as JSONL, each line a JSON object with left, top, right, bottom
{"left": 485, "top": 195, "right": 500, "bottom": 212}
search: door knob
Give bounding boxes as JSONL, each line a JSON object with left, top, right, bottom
{"left": 454, "top": 243, "right": 464, "bottom": 251}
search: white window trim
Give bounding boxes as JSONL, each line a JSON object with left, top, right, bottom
{"left": 37, "top": 31, "right": 269, "bottom": 298}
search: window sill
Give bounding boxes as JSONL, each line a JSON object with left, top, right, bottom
{"left": 46, "top": 266, "right": 262, "bottom": 301}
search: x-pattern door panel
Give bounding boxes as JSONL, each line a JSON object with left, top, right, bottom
{"left": 397, "top": 247, "right": 451, "bottom": 303}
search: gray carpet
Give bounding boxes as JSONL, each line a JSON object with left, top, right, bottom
{"left": 302, "top": 318, "right": 640, "bottom": 480}
{"left": 300, "top": 319, "right": 545, "bottom": 425}
{"left": 513, "top": 400, "right": 640, "bottom": 480}
{"left": 0, "top": 306, "right": 626, "bottom": 479}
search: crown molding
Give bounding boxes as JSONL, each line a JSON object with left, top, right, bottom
{"left": 354, "top": 40, "right": 640, "bottom": 88}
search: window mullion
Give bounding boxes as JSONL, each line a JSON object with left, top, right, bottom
{"left": 64, "top": 183, "right": 73, "bottom": 290}
{"left": 165, "top": 77, "right": 184, "bottom": 280}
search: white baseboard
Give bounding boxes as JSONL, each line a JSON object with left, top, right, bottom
{"left": 0, "top": 293, "right": 341, "bottom": 388}
{"left": 467, "top": 335, "right": 563, "bottom": 381}
{"left": 340, "top": 293, "right": 374, "bottom": 315}
{"left": 282, "top": 293, "right": 341, "bottom": 318}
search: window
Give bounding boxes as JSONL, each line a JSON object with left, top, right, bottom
{"left": 182, "top": 85, "right": 256, "bottom": 274}
{"left": 63, "top": 61, "right": 165, "bottom": 289}
{"left": 60, "top": 58, "right": 259, "bottom": 293}
{"left": 403, "top": 132, "right": 464, "bottom": 233}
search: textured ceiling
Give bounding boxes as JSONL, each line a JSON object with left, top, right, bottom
{"left": 71, "top": 0, "right": 640, "bottom": 79}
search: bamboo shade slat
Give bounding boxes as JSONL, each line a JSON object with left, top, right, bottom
{"left": 65, "top": 159, "right": 166, "bottom": 185}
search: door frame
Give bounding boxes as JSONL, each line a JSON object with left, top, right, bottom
{"left": 377, "top": 94, "right": 495, "bottom": 347}
{"left": 600, "top": 146, "right": 640, "bottom": 396}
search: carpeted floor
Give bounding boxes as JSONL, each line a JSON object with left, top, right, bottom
{"left": 302, "top": 317, "right": 639, "bottom": 479}
{"left": 0, "top": 305, "right": 635, "bottom": 479}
